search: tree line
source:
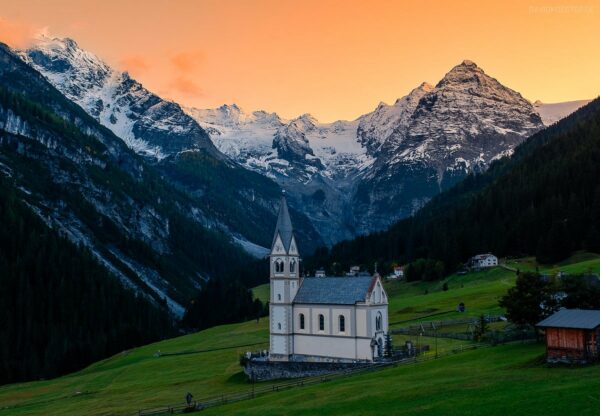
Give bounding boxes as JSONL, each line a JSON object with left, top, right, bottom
{"left": 181, "top": 278, "right": 268, "bottom": 331}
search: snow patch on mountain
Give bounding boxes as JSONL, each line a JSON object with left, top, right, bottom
{"left": 20, "top": 34, "right": 216, "bottom": 159}
{"left": 185, "top": 105, "right": 372, "bottom": 182}
{"left": 534, "top": 99, "right": 592, "bottom": 126}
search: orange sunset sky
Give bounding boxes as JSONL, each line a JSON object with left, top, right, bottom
{"left": 0, "top": 0, "right": 598, "bottom": 122}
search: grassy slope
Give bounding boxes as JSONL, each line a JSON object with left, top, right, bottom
{"left": 202, "top": 343, "right": 600, "bottom": 416}
{"left": 252, "top": 284, "right": 270, "bottom": 303}
{"left": 2, "top": 255, "right": 600, "bottom": 415}
{"left": 0, "top": 322, "right": 270, "bottom": 415}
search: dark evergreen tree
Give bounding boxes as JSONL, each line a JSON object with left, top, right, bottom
{"left": 384, "top": 333, "right": 394, "bottom": 358}
{"left": 499, "top": 272, "right": 559, "bottom": 327}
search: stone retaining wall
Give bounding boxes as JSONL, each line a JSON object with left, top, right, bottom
{"left": 244, "top": 360, "right": 372, "bottom": 381}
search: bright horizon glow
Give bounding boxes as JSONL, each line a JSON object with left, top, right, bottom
{"left": 0, "top": 0, "right": 599, "bottom": 122}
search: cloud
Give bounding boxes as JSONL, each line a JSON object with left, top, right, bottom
{"left": 168, "top": 76, "right": 204, "bottom": 98}
{"left": 119, "top": 55, "right": 150, "bottom": 76}
{"left": 170, "top": 51, "right": 204, "bottom": 74}
{"left": 165, "top": 50, "right": 205, "bottom": 99}
{"left": 0, "top": 17, "right": 39, "bottom": 49}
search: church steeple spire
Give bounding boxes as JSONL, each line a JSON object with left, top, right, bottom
{"left": 269, "top": 191, "right": 300, "bottom": 361}
{"left": 272, "top": 191, "right": 295, "bottom": 254}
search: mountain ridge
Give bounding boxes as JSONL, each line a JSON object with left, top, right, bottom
{"left": 21, "top": 34, "right": 591, "bottom": 245}
{"left": 20, "top": 34, "right": 325, "bottom": 255}
{"left": 187, "top": 59, "right": 551, "bottom": 237}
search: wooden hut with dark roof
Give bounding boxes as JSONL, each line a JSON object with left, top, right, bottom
{"left": 537, "top": 309, "right": 600, "bottom": 363}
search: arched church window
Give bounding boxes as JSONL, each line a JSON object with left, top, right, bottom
{"left": 319, "top": 314, "right": 325, "bottom": 331}
{"left": 277, "top": 323, "right": 281, "bottom": 330}
{"left": 339, "top": 315, "right": 345, "bottom": 332}
{"left": 299, "top": 313, "right": 305, "bottom": 330}
{"left": 376, "top": 312, "right": 382, "bottom": 331}
{"left": 277, "top": 294, "right": 281, "bottom": 301}
{"left": 275, "top": 258, "right": 284, "bottom": 273}
{"left": 290, "top": 259, "right": 296, "bottom": 273}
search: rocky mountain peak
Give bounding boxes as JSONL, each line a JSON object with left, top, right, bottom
{"left": 416, "top": 81, "right": 434, "bottom": 92}
{"left": 436, "top": 59, "right": 487, "bottom": 87}
{"left": 273, "top": 121, "right": 322, "bottom": 171}
{"left": 460, "top": 59, "right": 478, "bottom": 67}
{"left": 290, "top": 113, "right": 319, "bottom": 132}
{"left": 216, "top": 103, "right": 251, "bottom": 123}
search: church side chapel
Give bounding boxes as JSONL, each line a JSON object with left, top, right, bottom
{"left": 269, "top": 194, "right": 389, "bottom": 363}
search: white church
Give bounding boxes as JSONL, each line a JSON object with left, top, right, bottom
{"left": 269, "top": 194, "right": 389, "bottom": 362}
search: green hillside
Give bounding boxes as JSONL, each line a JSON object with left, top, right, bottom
{"left": 2, "top": 256, "right": 600, "bottom": 415}
{"left": 202, "top": 343, "right": 600, "bottom": 416}
{"left": 252, "top": 283, "right": 270, "bottom": 303}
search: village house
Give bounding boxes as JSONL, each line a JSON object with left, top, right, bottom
{"left": 392, "top": 266, "right": 404, "bottom": 279}
{"left": 537, "top": 309, "right": 600, "bottom": 364}
{"left": 269, "top": 194, "right": 389, "bottom": 363}
{"left": 347, "top": 266, "right": 361, "bottom": 276}
{"left": 469, "top": 253, "right": 498, "bottom": 269}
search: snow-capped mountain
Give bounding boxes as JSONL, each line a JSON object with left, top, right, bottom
{"left": 353, "top": 60, "right": 545, "bottom": 232}
{"left": 18, "top": 34, "right": 324, "bottom": 257}
{"left": 18, "top": 34, "right": 590, "bottom": 244}
{"left": 184, "top": 105, "right": 370, "bottom": 243}
{"left": 534, "top": 99, "right": 592, "bottom": 126}
{"left": 186, "top": 60, "right": 571, "bottom": 236}
{"left": 357, "top": 82, "right": 434, "bottom": 155}
{"left": 186, "top": 105, "right": 370, "bottom": 183}
{"left": 21, "top": 35, "right": 221, "bottom": 159}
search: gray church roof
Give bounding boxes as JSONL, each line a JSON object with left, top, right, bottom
{"left": 272, "top": 193, "right": 295, "bottom": 253}
{"left": 537, "top": 309, "right": 600, "bottom": 329}
{"left": 294, "top": 276, "right": 375, "bottom": 305}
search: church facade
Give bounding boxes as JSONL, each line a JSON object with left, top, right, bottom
{"left": 269, "top": 195, "right": 389, "bottom": 362}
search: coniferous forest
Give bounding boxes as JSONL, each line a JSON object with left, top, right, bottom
{"left": 307, "top": 97, "right": 600, "bottom": 276}
{"left": 0, "top": 178, "right": 174, "bottom": 384}
{"left": 181, "top": 279, "right": 267, "bottom": 331}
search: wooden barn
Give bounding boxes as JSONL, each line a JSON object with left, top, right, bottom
{"left": 537, "top": 309, "right": 600, "bottom": 364}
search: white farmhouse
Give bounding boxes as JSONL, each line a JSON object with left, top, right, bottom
{"left": 392, "top": 266, "right": 404, "bottom": 279}
{"left": 470, "top": 253, "right": 498, "bottom": 269}
{"left": 269, "top": 195, "right": 389, "bottom": 363}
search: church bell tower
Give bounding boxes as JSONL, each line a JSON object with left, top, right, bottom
{"left": 269, "top": 192, "right": 300, "bottom": 361}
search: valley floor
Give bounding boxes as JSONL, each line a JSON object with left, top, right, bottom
{"left": 2, "top": 254, "right": 600, "bottom": 415}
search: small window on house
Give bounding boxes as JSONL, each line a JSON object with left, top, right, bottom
{"left": 275, "top": 258, "right": 284, "bottom": 273}
{"left": 299, "top": 313, "right": 305, "bottom": 330}
{"left": 290, "top": 259, "right": 296, "bottom": 273}
{"left": 277, "top": 294, "right": 281, "bottom": 301}
{"left": 277, "top": 323, "right": 281, "bottom": 330}
{"left": 319, "top": 314, "right": 325, "bottom": 331}
{"left": 339, "top": 315, "right": 345, "bottom": 332}
{"left": 375, "top": 312, "right": 382, "bottom": 331}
